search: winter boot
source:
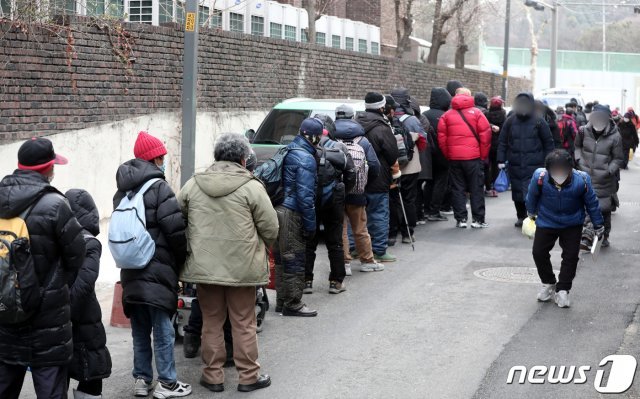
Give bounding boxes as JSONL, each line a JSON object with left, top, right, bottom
{"left": 282, "top": 273, "right": 317, "bottom": 317}
{"left": 182, "top": 331, "right": 200, "bottom": 359}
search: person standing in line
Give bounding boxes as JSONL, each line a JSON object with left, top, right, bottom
{"left": 483, "top": 96, "right": 507, "bottom": 197}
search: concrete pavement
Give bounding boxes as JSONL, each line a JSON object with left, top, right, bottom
{"left": 19, "top": 160, "right": 640, "bottom": 399}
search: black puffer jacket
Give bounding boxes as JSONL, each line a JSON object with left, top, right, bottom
{"left": 0, "top": 170, "right": 86, "bottom": 367}
{"left": 575, "top": 120, "right": 624, "bottom": 212}
{"left": 424, "top": 87, "right": 452, "bottom": 170}
{"left": 485, "top": 107, "right": 507, "bottom": 161}
{"left": 619, "top": 120, "right": 639, "bottom": 150}
{"left": 474, "top": 92, "right": 489, "bottom": 112}
{"left": 357, "top": 110, "right": 399, "bottom": 194}
{"left": 113, "top": 159, "right": 187, "bottom": 316}
{"left": 66, "top": 189, "right": 112, "bottom": 382}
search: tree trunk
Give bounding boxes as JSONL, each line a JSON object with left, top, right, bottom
{"left": 454, "top": 9, "right": 466, "bottom": 69}
{"left": 305, "top": 0, "right": 316, "bottom": 43}
{"left": 394, "top": 0, "right": 414, "bottom": 58}
{"left": 426, "top": 0, "right": 444, "bottom": 64}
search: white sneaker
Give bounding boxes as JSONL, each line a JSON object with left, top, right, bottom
{"left": 134, "top": 378, "right": 153, "bottom": 397}
{"left": 153, "top": 381, "right": 192, "bottom": 398}
{"left": 470, "top": 220, "right": 489, "bottom": 229}
{"left": 536, "top": 284, "right": 556, "bottom": 302}
{"left": 555, "top": 290, "right": 570, "bottom": 308}
{"left": 360, "top": 262, "right": 384, "bottom": 272}
{"left": 345, "top": 262, "right": 352, "bottom": 276}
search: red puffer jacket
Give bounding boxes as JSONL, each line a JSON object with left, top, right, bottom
{"left": 437, "top": 95, "right": 492, "bottom": 161}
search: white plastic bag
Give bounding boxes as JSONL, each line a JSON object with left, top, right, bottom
{"left": 522, "top": 217, "right": 536, "bottom": 239}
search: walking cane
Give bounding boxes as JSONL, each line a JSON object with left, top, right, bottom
{"left": 396, "top": 180, "right": 415, "bottom": 251}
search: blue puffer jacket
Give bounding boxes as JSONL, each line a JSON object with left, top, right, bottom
{"left": 526, "top": 168, "right": 604, "bottom": 229}
{"left": 334, "top": 119, "right": 381, "bottom": 205}
{"left": 282, "top": 135, "right": 318, "bottom": 233}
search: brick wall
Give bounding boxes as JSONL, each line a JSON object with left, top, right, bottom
{"left": 0, "top": 17, "right": 530, "bottom": 143}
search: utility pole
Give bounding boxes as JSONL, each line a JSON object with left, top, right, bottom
{"left": 550, "top": 1, "right": 558, "bottom": 88}
{"left": 181, "top": 0, "right": 199, "bottom": 186}
{"left": 502, "top": 0, "right": 511, "bottom": 101}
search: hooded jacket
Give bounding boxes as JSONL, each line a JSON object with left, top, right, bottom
{"left": 619, "top": 119, "right": 639, "bottom": 150}
{"left": 393, "top": 107, "right": 426, "bottom": 176}
{"left": 526, "top": 169, "right": 604, "bottom": 229}
{"left": 536, "top": 100, "right": 563, "bottom": 148}
{"left": 446, "top": 80, "right": 464, "bottom": 97}
{"left": 438, "top": 94, "right": 492, "bottom": 161}
{"left": 0, "top": 170, "right": 86, "bottom": 367}
{"left": 179, "top": 161, "right": 278, "bottom": 286}
{"left": 113, "top": 159, "right": 187, "bottom": 317}
{"left": 484, "top": 106, "right": 507, "bottom": 160}
{"left": 357, "top": 110, "right": 399, "bottom": 193}
{"left": 65, "top": 189, "right": 112, "bottom": 381}
{"left": 334, "top": 119, "right": 380, "bottom": 205}
{"left": 575, "top": 120, "right": 624, "bottom": 211}
{"left": 498, "top": 93, "right": 555, "bottom": 202}
{"left": 282, "top": 135, "right": 318, "bottom": 233}
{"left": 424, "top": 88, "right": 452, "bottom": 170}
{"left": 474, "top": 92, "right": 489, "bottom": 112}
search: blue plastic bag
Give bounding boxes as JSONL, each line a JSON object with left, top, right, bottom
{"left": 494, "top": 169, "right": 510, "bottom": 192}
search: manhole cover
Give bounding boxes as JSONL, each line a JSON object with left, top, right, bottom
{"left": 474, "top": 267, "right": 559, "bottom": 284}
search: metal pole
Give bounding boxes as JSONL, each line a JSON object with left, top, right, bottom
{"left": 502, "top": 0, "right": 510, "bottom": 101}
{"left": 181, "top": 0, "right": 199, "bottom": 186}
{"left": 550, "top": 2, "right": 558, "bottom": 88}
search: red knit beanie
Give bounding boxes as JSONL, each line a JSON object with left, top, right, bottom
{"left": 134, "top": 131, "right": 167, "bottom": 161}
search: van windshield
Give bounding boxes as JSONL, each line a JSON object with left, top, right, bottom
{"left": 253, "top": 109, "right": 311, "bottom": 145}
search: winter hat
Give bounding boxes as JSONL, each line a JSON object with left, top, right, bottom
{"left": 446, "top": 80, "right": 463, "bottom": 97}
{"left": 365, "top": 92, "right": 386, "bottom": 110}
{"left": 335, "top": 104, "right": 355, "bottom": 120}
{"left": 489, "top": 96, "right": 504, "bottom": 110}
{"left": 134, "top": 131, "right": 167, "bottom": 161}
{"left": 474, "top": 92, "right": 488, "bottom": 109}
{"left": 593, "top": 104, "right": 611, "bottom": 117}
{"left": 385, "top": 95, "right": 400, "bottom": 109}
{"left": 18, "top": 137, "right": 68, "bottom": 173}
{"left": 390, "top": 87, "right": 411, "bottom": 107}
{"left": 299, "top": 118, "right": 324, "bottom": 136}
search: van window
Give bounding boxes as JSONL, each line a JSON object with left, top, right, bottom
{"left": 253, "top": 109, "right": 311, "bottom": 145}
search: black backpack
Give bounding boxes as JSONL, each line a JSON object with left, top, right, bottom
{"left": 391, "top": 115, "right": 415, "bottom": 167}
{"left": 254, "top": 147, "right": 302, "bottom": 206}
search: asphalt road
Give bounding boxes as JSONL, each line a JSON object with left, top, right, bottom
{"left": 19, "top": 160, "right": 640, "bottom": 399}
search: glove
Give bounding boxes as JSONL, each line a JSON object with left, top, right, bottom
{"left": 594, "top": 226, "right": 605, "bottom": 240}
{"left": 498, "top": 163, "right": 506, "bottom": 170}
{"left": 303, "top": 229, "right": 316, "bottom": 241}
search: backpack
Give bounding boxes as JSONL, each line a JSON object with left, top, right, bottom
{"left": 253, "top": 147, "right": 301, "bottom": 206}
{"left": 537, "top": 170, "right": 587, "bottom": 193}
{"left": 109, "top": 178, "right": 160, "bottom": 270}
{"left": 338, "top": 136, "right": 368, "bottom": 195}
{"left": 0, "top": 196, "right": 48, "bottom": 325}
{"left": 557, "top": 118, "right": 577, "bottom": 150}
{"left": 391, "top": 115, "right": 415, "bottom": 167}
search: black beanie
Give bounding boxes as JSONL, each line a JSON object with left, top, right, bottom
{"left": 365, "top": 92, "right": 386, "bottom": 110}
{"left": 446, "top": 80, "right": 463, "bottom": 97}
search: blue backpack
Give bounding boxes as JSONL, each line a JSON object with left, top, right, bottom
{"left": 108, "top": 178, "right": 160, "bottom": 269}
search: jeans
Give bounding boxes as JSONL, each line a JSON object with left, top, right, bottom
{"left": 130, "top": 304, "right": 177, "bottom": 384}
{"left": 365, "top": 192, "right": 390, "bottom": 256}
{"left": 532, "top": 225, "right": 582, "bottom": 292}
{"left": 0, "top": 364, "right": 68, "bottom": 399}
{"left": 449, "top": 159, "right": 486, "bottom": 222}
{"left": 305, "top": 194, "right": 346, "bottom": 283}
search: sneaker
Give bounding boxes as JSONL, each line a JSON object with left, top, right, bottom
{"left": 303, "top": 281, "right": 313, "bottom": 294}
{"left": 360, "top": 262, "right": 385, "bottom": 272}
{"left": 602, "top": 238, "right": 610, "bottom": 248}
{"left": 401, "top": 236, "right": 415, "bottom": 244}
{"left": 329, "top": 281, "right": 347, "bottom": 294}
{"left": 456, "top": 219, "right": 468, "bottom": 229}
{"left": 514, "top": 218, "right": 525, "bottom": 228}
{"left": 152, "top": 381, "right": 192, "bottom": 398}
{"left": 134, "top": 378, "right": 153, "bottom": 397}
{"left": 374, "top": 253, "right": 396, "bottom": 263}
{"left": 416, "top": 218, "right": 427, "bottom": 225}
{"left": 555, "top": 290, "right": 570, "bottom": 308}
{"left": 345, "top": 262, "right": 352, "bottom": 276}
{"left": 441, "top": 208, "right": 454, "bottom": 215}
{"left": 536, "top": 283, "right": 555, "bottom": 302}
{"left": 427, "top": 213, "right": 448, "bottom": 222}
{"left": 471, "top": 220, "right": 489, "bottom": 229}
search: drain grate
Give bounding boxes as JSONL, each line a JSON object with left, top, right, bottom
{"left": 473, "top": 267, "right": 559, "bottom": 284}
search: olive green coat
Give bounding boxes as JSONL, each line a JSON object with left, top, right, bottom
{"left": 179, "top": 161, "right": 278, "bottom": 286}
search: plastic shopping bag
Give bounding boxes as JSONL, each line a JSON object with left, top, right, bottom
{"left": 522, "top": 217, "right": 536, "bottom": 239}
{"left": 494, "top": 169, "right": 510, "bottom": 193}
{"left": 630, "top": 148, "right": 634, "bottom": 161}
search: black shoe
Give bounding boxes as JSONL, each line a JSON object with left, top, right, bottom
{"left": 427, "top": 213, "right": 448, "bottom": 222}
{"left": 182, "top": 331, "right": 200, "bottom": 359}
{"left": 200, "top": 378, "right": 224, "bottom": 392}
{"left": 602, "top": 238, "right": 610, "bottom": 248}
{"left": 303, "top": 281, "right": 313, "bottom": 294}
{"left": 387, "top": 238, "right": 396, "bottom": 247}
{"left": 282, "top": 305, "right": 317, "bottom": 317}
{"left": 238, "top": 374, "right": 271, "bottom": 392}
{"left": 515, "top": 218, "right": 525, "bottom": 228}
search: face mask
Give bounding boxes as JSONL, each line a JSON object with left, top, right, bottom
{"left": 158, "top": 163, "right": 166, "bottom": 174}
{"left": 552, "top": 173, "right": 569, "bottom": 185}
{"left": 592, "top": 120, "right": 608, "bottom": 132}
{"left": 303, "top": 134, "right": 321, "bottom": 146}
{"left": 624, "top": 117, "right": 630, "bottom": 123}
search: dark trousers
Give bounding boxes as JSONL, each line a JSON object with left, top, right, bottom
{"left": 69, "top": 378, "right": 102, "bottom": 396}
{"left": 449, "top": 159, "right": 486, "bottom": 222}
{"left": 274, "top": 206, "right": 306, "bottom": 310}
{"left": 603, "top": 211, "right": 612, "bottom": 239}
{"left": 515, "top": 201, "right": 528, "bottom": 220}
{"left": 532, "top": 225, "right": 582, "bottom": 292}
{"left": 622, "top": 144, "right": 631, "bottom": 169}
{"left": 486, "top": 152, "right": 499, "bottom": 190}
{"left": 416, "top": 179, "right": 429, "bottom": 220}
{"left": 305, "top": 195, "right": 346, "bottom": 283}
{"left": 0, "top": 363, "right": 68, "bottom": 399}
{"left": 425, "top": 166, "right": 449, "bottom": 215}
{"left": 389, "top": 173, "right": 418, "bottom": 239}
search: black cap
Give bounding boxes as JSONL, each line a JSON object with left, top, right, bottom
{"left": 18, "top": 137, "right": 68, "bottom": 171}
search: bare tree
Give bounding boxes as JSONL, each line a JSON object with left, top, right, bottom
{"left": 426, "top": 0, "right": 464, "bottom": 65}
{"left": 394, "top": 0, "right": 415, "bottom": 58}
{"left": 524, "top": 6, "right": 549, "bottom": 89}
{"left": 304, "top": 0, "right": 338, "bottom": 44}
